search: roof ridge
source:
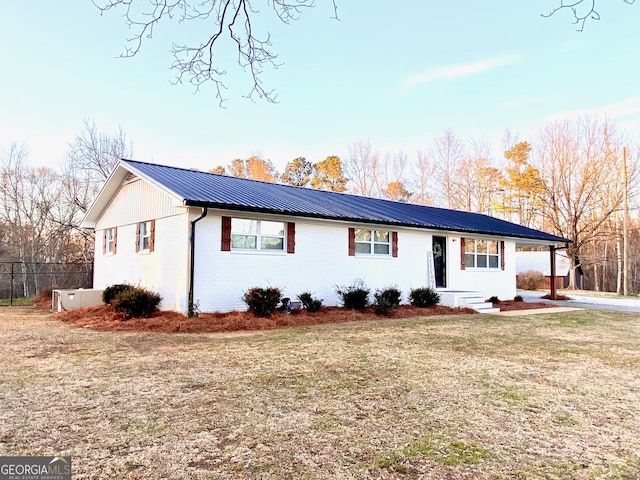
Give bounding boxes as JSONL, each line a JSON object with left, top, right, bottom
{"left": 119, "top": 157, "right": 425, "bottom": 207}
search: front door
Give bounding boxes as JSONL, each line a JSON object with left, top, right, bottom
{"left": 432, "top": 236, "right": 447, "bottom": 288}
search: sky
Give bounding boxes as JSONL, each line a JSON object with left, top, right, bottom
{"left": 1, "top": 1, "right": 639, "bottom": 174}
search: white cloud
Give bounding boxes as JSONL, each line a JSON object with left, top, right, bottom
{"left": 548, "top": 96, "right": 640, "bottom": 122}
{"left": 402, "top": 56, "right": 519, "bottom": 91}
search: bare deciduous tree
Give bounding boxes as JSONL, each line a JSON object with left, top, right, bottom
{"left": 95, "top": 0, "right": 338, "bottom": 104}
{"left": 66, "top": 118, "right": 131, "bottom": 182}
{"left": 535, "top": 117, "right": 626, "bottom": 288}
{"left": 64, "top": 118, "right": 132, "bottom": 213}
{"left": 379, "top": 151, "right": 411, "bottom": 202}
{"left": 94, "top": 1, "right": 631, "bottom": 105}
{"left": 468, "top": 138, "right": 501, "bottom": 215}
{"left": 432, "top": 129, "right": 465, "bottom": 209}
{"left": 60, "top": 120, "right": 134, "bottom": 265}
{"left": 409, "top": 150, "right": 436, "bottom": 206}
{"left": 542, "top": 0, "right": 636, "bottom": 31}
{"left": 344, "top": 139, "right": 381, "bottom": 197}
{"left": 0, "top": 144, "right": 87, "bottom": 294}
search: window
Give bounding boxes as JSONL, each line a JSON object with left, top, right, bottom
{"left": 221, "top": 217, "right": 295, "bottom": 253}
{"left": 356, "top": 229, "right": 390, "bottom": 254}
{"left": 462, "top": 238, "right": 502, "bottom": 269}
{"left": 230, "top": 218, "right": 286, "bottom": 251}
{"left": 103, "top": 227, "right": 117, "bottom": 255}
{"left": 349, "top": 228, "right": 398, "bottom": 256}
{"left": 136, "top": 220, "right": 155, "bottom": 252}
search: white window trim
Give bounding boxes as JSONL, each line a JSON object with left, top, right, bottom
{"left": 464, "top": 239, "right": 500, "bottom": 270}
{"left": 355, "top": 228, "right": 391, "bottom": 256}
{"left": 105, "top": 228, "right": 116, "bottom": 255}
{"left": 139, "top": 221, "right": 152, "bottom": 252}
{"left": 231, "top": 218, "right": 286, "bottom": 253}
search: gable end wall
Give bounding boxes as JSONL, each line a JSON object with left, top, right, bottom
{"left": 93, "top": 178, "right": 190, "bottom": 311}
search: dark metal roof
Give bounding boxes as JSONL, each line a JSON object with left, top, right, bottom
{"left": 122, "top": 159, "right": 569, "bottom": 244}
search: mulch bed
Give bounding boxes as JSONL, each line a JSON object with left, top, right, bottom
{"left": 45, "top": 297, "right": 557, "bottom": 334}
{"left": 494, "top": 299, "right": 553, "bottom": 311}
{"left": 51, "top": 304, "right": 476, "bottom": 333}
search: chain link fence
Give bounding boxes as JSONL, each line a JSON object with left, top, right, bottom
{"left": 0, "top": 262, "right": 93, "bottom": 305}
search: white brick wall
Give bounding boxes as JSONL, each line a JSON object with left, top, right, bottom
{"left": 93, "top": 179, "right": 190, "bottom": 312}
{"left": 94, "top": 188, "right": 519, "bottom": 314}
{"left": 447, "top": 235, "right": 517, "bottom": 300}
{"left": 192, "top": 213, "right": 434, "bottom": 312}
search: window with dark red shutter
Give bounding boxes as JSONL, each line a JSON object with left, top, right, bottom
{"left": 221, "top": 217, "right": 231, "bottom": 251}
{"left": 287, "top": 223, "right": 295, "bottom": 254}
{"left": 348, "top": 228, "right": 356, "bottom": 256}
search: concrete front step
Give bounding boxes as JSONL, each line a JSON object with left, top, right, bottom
{"left": 466, "top": 303, "right": 501, "bottom": 314}
{"left": 436, "top": 289, "right": 501, "bottom": 313}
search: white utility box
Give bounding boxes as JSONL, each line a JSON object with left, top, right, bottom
{"left": 52, "top": 289, "right": 104, "bottom": 312}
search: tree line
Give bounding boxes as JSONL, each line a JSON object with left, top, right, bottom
{"left": 211, "top": 117, "right": 640, "bottom": 294}
{"left": 2, "top": 116, "right": 639, "bottom": 295}
{"left": 0, "top": 119, "right": 130, "bottom": 296}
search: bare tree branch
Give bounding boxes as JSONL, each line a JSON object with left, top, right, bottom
{"left": 542, "top": 0, "right": 635, "bottom": 31}
{"left": 94, "top": 0, "right": 338, "bottom": 105}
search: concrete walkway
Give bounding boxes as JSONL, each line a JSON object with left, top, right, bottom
{"left": 519, "top": 290, "right": 640, "bottom": 313}
{"left": 493, "top": 306, "right": 582, "bottom": 316}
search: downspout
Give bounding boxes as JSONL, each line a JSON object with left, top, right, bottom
{"left": 188, "top": 207, "right": 208, "bottom": 316}
{"left": 549, "top": 245, "right": 557, "bottom": 300}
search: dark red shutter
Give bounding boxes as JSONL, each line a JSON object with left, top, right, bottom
{"left": 392, "top": 231, "right": 398, "bottom": 257}
{"left": 500, "top": 241, "right": 505, "bottom": 270}
{"left": 348, "top": 228, "right": 355, "bottom": 256}
{"left": 113, "top": 227, "right": 118, "bottom": 254}
{"left": 149, "top": 220, "right": 156, "bottom": 252}
{"left": 102, "top": 230, "right": 107, "bottom": 255}
{"left": 135, "top": 223, "right": 141, "bottom": 253}
{"left": 460, "top": 237, "right": 466, "bottom": 270}
{"left": 287, "top": 223, "right": 295, "bottom": 254}
{"left": 221, "top": 217, "right": 231, "bottom": 251}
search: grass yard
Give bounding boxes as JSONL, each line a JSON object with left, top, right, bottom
{"left": 0, "top": 307, "right": 639, "bottom": 479}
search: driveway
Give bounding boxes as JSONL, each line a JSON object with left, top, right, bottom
{"left": 520, "top": 290, "right": 640, "bottom": 313}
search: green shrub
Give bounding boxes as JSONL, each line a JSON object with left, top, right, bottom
{"left": 487, "top": 296, "right": 500, "bottom": 304}
{"left": 111, "top": 286, "right": 162, "bottom": 319}
{"left": 513, "top": 295, "right": 524, "bottom": 302}
{"left": 373, "top": 286, "right": 402, "bottom": 315}
{"left": 102, "top": 283, "right": 134, "bottom": 305}
{"left": 335, "top": 279, "right": 370, "bottom": 310}
{"left": 409, "top": 287, "right": 440, "bottom": 308}
{"left": 517, "top": 270, "right": 545, "bottom": 290}
{"left": 243, "top": 287, "right": 282, "bottom": 317}
{"left": 297, "top": 292, "right": 323, "bottom": 313}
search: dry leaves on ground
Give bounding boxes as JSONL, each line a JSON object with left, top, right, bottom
{"left": 0, "top": 306, "right": 638, "bottom": 479}
{"left": 48, "top": 299, "right": 551, "bottom": 333}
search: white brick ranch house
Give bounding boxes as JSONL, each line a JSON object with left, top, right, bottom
{"left": 81, "top": 160, "right": 569, "bottom": 314}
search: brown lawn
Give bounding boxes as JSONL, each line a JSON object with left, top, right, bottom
{"left": 1, "top": 305, "right": 638, "bottom": 479}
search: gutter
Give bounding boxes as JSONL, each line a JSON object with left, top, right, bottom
{"left": 188, "top": 207, "right": 208, "bottom": 316}
{"left": 182, "top": 200, "right": 569, "bottom": 244}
